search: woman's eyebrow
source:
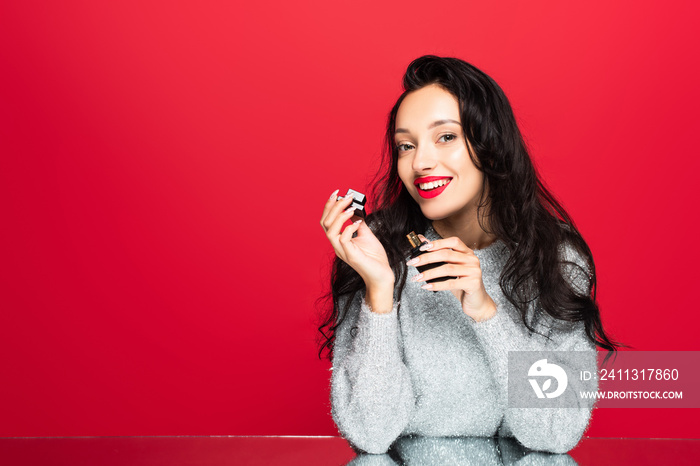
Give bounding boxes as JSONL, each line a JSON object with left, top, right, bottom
{"left": 395, "top": 119, "right": 461, "bottom": 134}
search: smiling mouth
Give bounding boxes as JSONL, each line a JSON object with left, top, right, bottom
{"left": 416, "top": 178, "right": 451, "bottom": 191}
{"left": 415, "top": 176, "right": 453, "bottom": 190}
{"left": 414, "top": 177, "right": 452, "bottom": 199}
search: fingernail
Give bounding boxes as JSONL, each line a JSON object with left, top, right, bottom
{"left": 412, "top": 273, "right": 423, "bottom": 282}
{"left": 421, "top": 283, "right": 433, "bottom": 290}
{"left": 406, "top": 257, "right": 419, "bottom": 266}
{"left": 344, "top": 206, "right": 356, "bottom": 214}
{"left": 419, "top": 242, "right": 433, "bottom": 251}
{"left": 353, "top": 219, "right": 362, "bottom": 225}
{"left": 329, "top": 189, "right": 339, "bottom": 200}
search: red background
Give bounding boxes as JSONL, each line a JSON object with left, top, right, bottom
{"left": 1, "top": 1, "right": 698, "bottom": 438}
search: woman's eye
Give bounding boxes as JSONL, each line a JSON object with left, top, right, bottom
{"left": 397, "top": 143, "right": 414, "bottom": 152}
{"left": 438, "top": 134, "right": 457, "bottom": 143}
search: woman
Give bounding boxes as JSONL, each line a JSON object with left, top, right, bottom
{"left": 318, "top": 56, "right": 618, "bottom": 455}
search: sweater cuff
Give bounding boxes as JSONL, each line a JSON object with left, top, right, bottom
{"left": 353, "top": 297, "right": 401, "bottom": 364}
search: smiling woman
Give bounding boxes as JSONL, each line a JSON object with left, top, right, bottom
{"left": 318, "top": 56, "right": 621, "bottom": 455}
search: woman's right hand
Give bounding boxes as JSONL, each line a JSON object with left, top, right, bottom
{"left": 320, "top": 190, "right": 395, "bottom": 291}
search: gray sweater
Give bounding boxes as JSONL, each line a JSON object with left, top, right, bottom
{"left": 330, "top": 224, "right": 598, "bottom": 455}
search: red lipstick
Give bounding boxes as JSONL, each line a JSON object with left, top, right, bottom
{"left": 414, "top": 176, "right": 452, "bottom": 199}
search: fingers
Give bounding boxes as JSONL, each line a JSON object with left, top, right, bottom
{"left": 328, "top": 203, "right": 357, "bottom": 240}
{"left": 320, "top": 190, "right": 355, "bottom": 234}
{"left": 418, "top": 236, "right": 474, "bottom": 255}
{"left": 419, "top": 277, "right": 472, "bottom": 292}
{"left": 319, "top": 188, "right": 340, "bottom": 230}
{"left": 319, "top": 190, "right": 357, "bottom": 262}
{"left": 321, "top": 189, "right": 353, "bottom": 231}
{"left": 412, "top": 262, "right": 481, "bottom": 284}
{"left": 338, "top": 218, "right": 363, "bottom": 257}
{"left": 407, "top": 249, "right": 480, "bottom": 268}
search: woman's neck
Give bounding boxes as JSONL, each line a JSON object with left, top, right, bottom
{"left": 432, "top": 215, "right": 497, "bottom": 251}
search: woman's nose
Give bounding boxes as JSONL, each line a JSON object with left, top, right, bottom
{"left": 412, "top": 145, "right": 437, "bottom": 172}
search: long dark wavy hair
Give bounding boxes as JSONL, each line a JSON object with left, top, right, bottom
{"left": 317, "top": 55, "right": 621, "bottom": 359}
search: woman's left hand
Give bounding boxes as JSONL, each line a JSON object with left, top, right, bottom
{"left": 407, "top": 235, "right": 497, "bottom": 322}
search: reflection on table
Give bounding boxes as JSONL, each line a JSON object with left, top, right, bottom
{"left": 349, "top": 436, "right": 576, "bottom": 465}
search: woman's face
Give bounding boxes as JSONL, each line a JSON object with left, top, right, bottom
{"left": 395, "top": 84, "right": 484, "bottom": 222}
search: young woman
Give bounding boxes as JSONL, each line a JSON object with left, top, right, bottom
{"left": 318, "top": 56, "right": 618, "bottom": 455}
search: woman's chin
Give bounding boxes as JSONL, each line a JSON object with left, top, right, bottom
{"left": 419, "top": 208, "right": 450, "bottom": 221}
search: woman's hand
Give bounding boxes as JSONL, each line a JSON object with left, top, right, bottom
{"left": 406, "top": 235, "right": 497, "bottom": 322}
{"left": 320, "top": 190, "right": 395, "bottom": 292}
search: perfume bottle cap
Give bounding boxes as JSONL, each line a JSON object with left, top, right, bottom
{"left": 338, "top": 189, "right": 367, "bottom": 218}
{"left": 407, "top": 231, "right": 422, "bottom": 249}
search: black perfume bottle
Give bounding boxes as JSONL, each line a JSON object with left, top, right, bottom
{"left": 407, "top": 231, "right": 455, "bottom": 291}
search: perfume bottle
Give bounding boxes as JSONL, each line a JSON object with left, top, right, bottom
{"left": 407, "top": 231, "right": 455, "bottom": 291}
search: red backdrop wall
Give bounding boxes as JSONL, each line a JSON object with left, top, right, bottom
{"left": 1, "top": 1, "right": 698, "bottom": 438}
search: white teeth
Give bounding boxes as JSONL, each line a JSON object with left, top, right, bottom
{"left": 418, "top": 179, "right": 450, "bottom": 190}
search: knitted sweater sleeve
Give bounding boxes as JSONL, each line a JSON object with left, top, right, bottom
{"left": 470, "top": 244, "right": 599, "bottom": 454}
{"left": 330, "top": 291, "right": 415, "bottom": 454}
